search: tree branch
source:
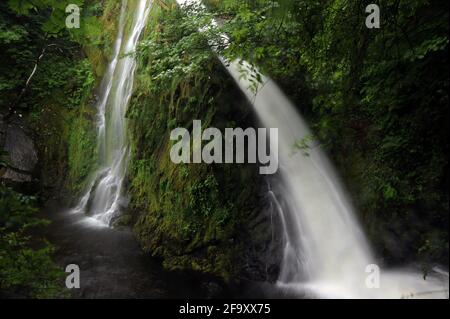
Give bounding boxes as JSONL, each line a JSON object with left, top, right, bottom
{"left": 3, "top": 42, "right": 61, "bottom": 122}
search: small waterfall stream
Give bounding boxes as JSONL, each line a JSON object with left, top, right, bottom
{"left": 74, "top": 0, "right": 152, "bottom": 226}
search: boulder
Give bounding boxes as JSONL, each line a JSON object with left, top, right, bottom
{"left": 1, "top": 119, "right": 38, "bottom": 182}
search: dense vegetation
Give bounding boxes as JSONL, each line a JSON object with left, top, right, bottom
{"left": 1, "top": 0, "right": 448, "bottom": 297}
{"left": 191, "top": 0, "right": 448, "bottom": 270}
{"left": 0, "top": 184, "right": 64, "bottom": 298}
{"left": 0, "top": 0, "right": 113, "bottom": 297}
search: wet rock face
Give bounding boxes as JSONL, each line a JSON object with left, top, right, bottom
{"left": 1, "top": 119, "right": 38, "bottom": 182}
{"left": 239, "top": 191, "right": 283, "bottom": 284}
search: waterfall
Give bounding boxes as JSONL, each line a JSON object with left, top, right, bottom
{"left": 68, "top": 0, "right": 448, "bottom": 298}
{"left": 174, "top": 0, "right": 448, "bottom": 299}
{"left": 73, "top": 0, "right": 152, "bottom": 226}
{"left": 226, "top": 60, "right": 449, "bottom": 299}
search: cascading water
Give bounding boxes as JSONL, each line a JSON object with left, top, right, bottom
{"left": 175, "top": 0, "right": 448, "bottom": 299}
{"left": 73, "top": 0, "right": 152, "bottom": 226}
{"left": 226, "top": 61, "right": 449, "bottom": 299}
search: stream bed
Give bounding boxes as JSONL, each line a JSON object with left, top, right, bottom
{"left": 40, "top": 202, "right": 221, "bottom": 299}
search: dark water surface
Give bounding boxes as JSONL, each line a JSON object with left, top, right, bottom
{"left": 40, "top": 203, "right": 216, "bottom": 299}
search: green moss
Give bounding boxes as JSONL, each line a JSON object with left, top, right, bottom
{"left": 66, "top": 105, "right": 98, "bottom": 193}
{"left": 83, "top": 0, "right": 121, "bottom": 80}
{"left": 127, "top": 3, "right": 263, "bottom": 280}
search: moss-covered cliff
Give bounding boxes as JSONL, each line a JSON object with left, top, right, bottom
{"left": 125, "top": 3, "right": 278, "bottom": 281}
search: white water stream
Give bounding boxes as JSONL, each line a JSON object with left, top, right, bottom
{"left": 175, "top": 0, "right": 449, "bottom": 299}
{"left": 226, "top": 56, "right": 449, "bottom": 300}
{"left": 73, "top": 0, "right": 152, "bottom": 226}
